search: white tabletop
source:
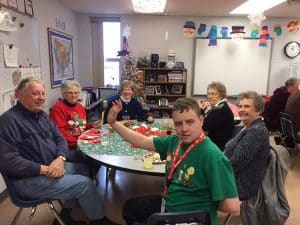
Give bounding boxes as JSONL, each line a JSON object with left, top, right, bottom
{"left": 87, "top": 154, "right": 165, "bottom": 176}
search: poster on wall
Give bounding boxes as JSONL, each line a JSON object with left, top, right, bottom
{"left": 289, "top": 62, "right": 300, "bottom": 78}
{"left": 48, "top": 28, "right": 74, "bottom": 88}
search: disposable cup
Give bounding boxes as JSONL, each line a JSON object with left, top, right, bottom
{"left": 143, "top": 156, "right": 153, "bottom": 169}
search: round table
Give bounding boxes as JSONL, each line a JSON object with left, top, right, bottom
{"left": 78, "top": 120, "right": 172, "bottom": 176}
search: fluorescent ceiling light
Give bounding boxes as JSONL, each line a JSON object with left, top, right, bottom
{"left": 132, "top": 0, "right": 167, "bottom": 14}
{"left": 230, "top": 0, "right": 286, "bottom": 14}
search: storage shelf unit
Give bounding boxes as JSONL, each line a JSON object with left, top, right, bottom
{"left": 138, "top": 68, "right": 187, "bottom": 117}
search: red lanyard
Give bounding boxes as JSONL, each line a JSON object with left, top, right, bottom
{"left": 163, "top": 132, "right": 206, "bottom": 196}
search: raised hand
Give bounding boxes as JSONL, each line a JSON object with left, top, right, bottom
{"left": 107, "top": 99, "right": 123, "bottom": 124}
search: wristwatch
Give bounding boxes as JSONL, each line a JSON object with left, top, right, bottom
{"left": 58, "top": 155, "right": 66, "bottom": 161}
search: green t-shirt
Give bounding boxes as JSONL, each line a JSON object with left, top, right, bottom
{"left": 153, "top": 135, "right": 238, "bottom": 225}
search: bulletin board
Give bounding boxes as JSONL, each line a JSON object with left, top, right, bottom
{"left": 192, "top": 38, "right": 273, "bottom": 96}
{"left": 0, "top": 7, "right": 40, "bottom": 115}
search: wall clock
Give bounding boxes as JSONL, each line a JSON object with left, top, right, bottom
{"left": 284, "top": 41, "right": 300, "bottom": 59}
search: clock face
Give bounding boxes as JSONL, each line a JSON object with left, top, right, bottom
{"left": 284, "top": 41, "right": 300, "bottom": 59}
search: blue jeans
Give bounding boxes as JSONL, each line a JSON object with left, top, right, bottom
{"left": 12, "top": 162, "right": 104, "bottom": 220}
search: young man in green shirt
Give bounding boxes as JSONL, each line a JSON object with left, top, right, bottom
{"left": 107, "top": 97, "right": 239, "bottom": 225}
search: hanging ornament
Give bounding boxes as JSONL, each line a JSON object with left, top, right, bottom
{"left": 273, "top": 24, "right": 282, "bottom": 36}
{"left": 220, "top": 27, "right": 228, "bottom": 38}
{"left": 287, "top": 20, "right": 300, "bottom": 32}
{"left": 259, "top": 26, "right": 270, "bottom": 47}
{"left": 247, "top": 12, "right": 266, "bottom": 26}
{"left": 197, "top": 23, "right": 206, "bottom": 36}
{"left": 183, "top": 20, "right": 196, "bottom": 37}
{"left": 207, "top": 25, "right": 217, "bottom": 46}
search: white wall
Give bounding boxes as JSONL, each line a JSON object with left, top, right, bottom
{"left": 34, "top": 0, "right": 79, "bottom": 108}
{"left": 76, "top": 14, "right": 300, "bottom": 96}
{"left": 0, "top": 0, "right": 78, "bottom": 194}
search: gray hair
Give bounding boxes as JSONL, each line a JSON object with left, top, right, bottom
{"left": 15, "top": 77, "right": 44, "bottom": 93}
{"left": 237, "top": 91, "right": 265, "bottom": 113}
{"left": 285, "top": 77, "right": 300, "bottom": 87}
{"left": 172, "top": 97, "right": 204, "bottom": 116}
{"left": 207, "top": 81, "right": 227, "bottom": 99}
{"left": 61, "top": 80, "right": 81, "bottom": 96}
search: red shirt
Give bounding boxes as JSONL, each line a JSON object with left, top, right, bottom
{"left": 50, "top": 100, "right": 92, "bottom": 148}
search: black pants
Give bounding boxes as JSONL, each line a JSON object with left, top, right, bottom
{"left": 123, "top": 195, "right": 162, "bottom": 225}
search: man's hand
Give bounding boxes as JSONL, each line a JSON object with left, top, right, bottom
{"left": 46, "top": 157, "right": 65, "bottom": 178}
{"left": 107, "top": 100, "right": 122, "bottom": 125}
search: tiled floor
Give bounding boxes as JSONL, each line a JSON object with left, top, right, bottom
{"left": 0, "top": 147, "right": 300, "bottom": 225}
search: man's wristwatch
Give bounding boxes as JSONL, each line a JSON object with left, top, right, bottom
{"left": 58, "top": 155, "right": 66, "bottom": 161}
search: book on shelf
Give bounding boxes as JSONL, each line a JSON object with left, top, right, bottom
{"left": 168, "top": 71, "right": 183, "bottom": 82}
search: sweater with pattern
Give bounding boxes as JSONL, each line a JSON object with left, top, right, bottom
{"left": 224, "top": 118, "right": 270, "bottom": 200}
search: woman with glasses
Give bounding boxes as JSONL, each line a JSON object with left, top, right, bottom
{"left": 199, "top": 81, "right": 234, "bottom": 150}
{"left": 50, "top": 80, "right": 102, "bottom": 162}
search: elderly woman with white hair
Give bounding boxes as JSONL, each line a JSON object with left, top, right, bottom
{"left": 50, "top": 80, "right": 101, "bottom": 162}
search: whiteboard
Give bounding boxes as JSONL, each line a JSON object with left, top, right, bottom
{"left": 192, "top": 38, "right": 272, "bottom": 96}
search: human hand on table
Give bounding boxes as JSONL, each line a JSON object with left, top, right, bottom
{"left": 107, "top": 99, "right": 123, "bottom": 125}
{"left": 93, "top": 120, "right": 102, "bottom": 129}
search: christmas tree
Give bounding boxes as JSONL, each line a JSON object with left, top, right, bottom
{"left": 119, "top": 36, "right": 146, "bottom": 104}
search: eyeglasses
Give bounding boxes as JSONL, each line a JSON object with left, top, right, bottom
{"left": 65, "top": 92, "right": 80, "bottom": 95}
{"left": 207, "top": 92, "right": 219, "bottom": 96}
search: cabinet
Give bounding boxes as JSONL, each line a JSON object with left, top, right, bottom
{"left": 138, "top": 68, "right": 187, "bottom": 117}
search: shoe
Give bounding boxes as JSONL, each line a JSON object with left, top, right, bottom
{"left": 90, "top": 216, "right": 121, "bottom": 225}
{"left": 52, "top": 208, "right": 86, "bottom": 225}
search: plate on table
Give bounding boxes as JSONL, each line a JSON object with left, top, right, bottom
{"left": 142, "top": 152, "right": 166, "bottom": 164}
{"left": 82, "top": 138, "right": 101, "bottom": 144}
{"left": 86, "top": 128, "right": 108, "bottom": 136}
{"left": 79, "top": 134, "right": 100, "bottom": 140}
{"left": 122, "top": 120, "right": 135, "bottom": 127}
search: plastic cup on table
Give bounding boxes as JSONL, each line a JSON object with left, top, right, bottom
{"left": 143, "top": 156, "right": 153, "bottom": 169}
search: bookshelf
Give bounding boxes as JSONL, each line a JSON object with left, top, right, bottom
{"left": 138, "top": 68, "right": 187, "bottom": 117}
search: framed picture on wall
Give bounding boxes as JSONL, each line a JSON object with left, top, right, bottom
{"left": 7, "top": 0, "right": 18, "bottom": 9}
{"left": 24, "top": 0, "right": 34, "bottom": 16}
{"left": 48, "top": 28, "right": 74, "bottom": 88}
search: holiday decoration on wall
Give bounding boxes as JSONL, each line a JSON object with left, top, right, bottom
{"left": 197, "top": 23, "right": 206, "bottom": 36}
{"left": 251, "top": 25, "right": 259, "bottom": 38}
{"left": 230, "top": 26, "right": 245, "bottom": 41}
{"left": 274, "top": 24, "right": 282, "bottom": 36}
{"left": 208, "top": 25, "right": 217, "bottom": 46}
{"left": 259, "top": 26, "right": 270, "bottom": 47}
{"left": 287, "top": 20, "right": 300, "bottom": 32}
{"left": 183, "top": 20, "right": 196, "bottom": 37}
{"left": 220, "top": 27, "right": 228, "bottom": 38}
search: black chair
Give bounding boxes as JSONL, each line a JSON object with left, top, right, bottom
{"left": 147, "top": 211, "right": 211, "bottom": 225}
{"left": 279, "top": 112, "right": 300, "bottom": 169}
{"left": 1, "top": 173, "right": 65, "bottom": 225}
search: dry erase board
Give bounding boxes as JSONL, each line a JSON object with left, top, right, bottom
{"left": 192, "top": 38, "right": 272, "bottom": 96}
{"left": 0, "top": 8, "right": 40, "bottom": 115}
